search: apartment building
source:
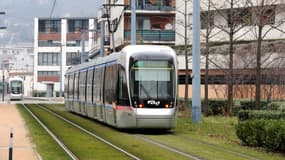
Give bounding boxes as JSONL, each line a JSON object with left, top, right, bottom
{"left": 176, "top": 0, "right": 285, "bottom": 45}
{"left": 175, "top": 0, "right": 285, "bottom": 100}
{"left": 101, "top": 0, "right": 176, "bottom": 50}
{"left": 34, "top": 17, "right": 97, "bottom": 97}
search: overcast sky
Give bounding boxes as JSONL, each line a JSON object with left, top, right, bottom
{"left": 0, "top": 0, "right": 104, "bottom": 46}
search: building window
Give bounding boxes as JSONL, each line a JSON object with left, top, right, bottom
{"left": 38, "top": 40, "right": 61, "bottom": 47}
{"left": 201, "top": 11, "right": 215, "bottom": 29}
{"left": 68, "top": 19, "right": 89, "bottom": 32}
{"left": 38, "top": 71, "right": 59, "bottom": 76}
{"left": 228, "top": 8, "right": 252, "bottom": 26}
{"left": 262, "top": 7, "right": 275, "bottom": 25}
{"left": 39, "top": 20, "right": 61, "bottom": 32}
{"left": 38, "top": 52, "right": 59, "bottom": 66}
{"left": 66, "top": 52, "right": 81, "bottom": 66}
{"left": 66, "top": 40, "right": 81, "bottom": 47}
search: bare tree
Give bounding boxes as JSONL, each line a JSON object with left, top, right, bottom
{"left": 247, "top": 0, "right": 285, "bottom": 108}
{"left": 176, "top": 0, "right": 192, "bottom": 116}
{"left": 208, "top": 0, "right": 251, "bottom": 115}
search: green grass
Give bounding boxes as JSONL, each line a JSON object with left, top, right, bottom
{"left": 20, "top": 103, "right": 285, "bottom": 160}
{"left": 16, "top": 104, "right": 72, "bottom": 160}
{"left": 26, "top": 104, "right": 131, "bottom": 160}
{"left": 155, "top": 116, "right": 285, "bottom": 160}
{"left": 44, "top": 104, "right": 193, "bottom": 160}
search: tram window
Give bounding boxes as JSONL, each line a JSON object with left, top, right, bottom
{"left": 93, "top": 68, "right": 100, "bottom": 102}
{"left": 79, "top": 70, "right": 87, "bottom": 102}
{"left": 74, "top": 72, "right": 79, "bottom": 100}
{"left": 118, "top": 67, "right": 130, "bottom": 105}
{"left": 86, "top": 67, "right": 94, "bottom": 103}
{"left": 69, "top": 74, "right": 74, "bottom": 99}
{"left": 104, "top": 64, "right": 118, "bottom": 104}
{"left": 64, "top": 74, "right": 69, "bottom": 98}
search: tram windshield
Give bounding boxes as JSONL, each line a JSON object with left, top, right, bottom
{"left": 130, "top": 60, "right": 175, "bottom": 100}
{"left": 10, "top": 81, "right": 22, "bottom": 94}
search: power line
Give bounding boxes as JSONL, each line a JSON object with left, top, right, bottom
{"left": 49, "top": 0, "right": 57, "bottom": 18}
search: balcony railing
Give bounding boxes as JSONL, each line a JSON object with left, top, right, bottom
{"left": 127, "top": 5, "right": 175, "bottom": 11}
{"left": 124, "top": 30, "right": 175, "bottom": 42}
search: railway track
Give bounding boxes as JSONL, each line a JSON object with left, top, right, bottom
{"left": 22, "top": 104, "right": 79, "bottom": 160}
{"left": 134, "top": 134, "right": 261, "bottom": 160}
{"left": 22, "top": 104, "right": 141, "bottom": 160}
{"left": 23, "top": 104, "right": 274, "bottom": 160}
{"left": 134, "top": 134, "right": 202, "bottom": 160}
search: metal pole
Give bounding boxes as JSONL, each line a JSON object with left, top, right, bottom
{"left": 81, "top": 31, "right": 86, "bottom": 63}
{"left": 131, "top": 0, "right": 136, "bottom": 44}
{"left": 59, "top": 45, "right": 63, "bottom": 97}
{"left": 100, "top": 19, "right": 105, "bottom": 57}
{"left": 9, "top": 128, "right": 13, "bottom": 160}
{"left": 192, "top": 0, "right": 201, "bottom": 123}
{"left": 2, "top": 75, "right": 4, "bottom": 101}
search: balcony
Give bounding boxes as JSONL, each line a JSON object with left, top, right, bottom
{"left": 124, "top": 30, "right": 175, "bottom": 42}
{"left": 127, "top": 5, "right": 175, "bottom": 11}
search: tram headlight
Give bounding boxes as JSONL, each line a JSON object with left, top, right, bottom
{"left": 138, "top": 103, "right": 144, "bottom": 108}
{"left": 165, "top": 103, "right": 170, "bottom": 108}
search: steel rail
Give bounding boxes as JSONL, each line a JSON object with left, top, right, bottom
{"left": 37, "top": 104, "right": 142, "bottom": 160}
{"left": 21, "top": 104, "right": 79, "bottom": 160}
{"left": 134, "top": 134, "right": 203, "bottom": 160}
{"left": 177, "top": 135, "right": 261, "bottom": 160}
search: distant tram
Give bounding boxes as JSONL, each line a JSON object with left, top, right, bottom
{"left": 9, "top": 77, "right": 24, "bottom": 100}
{"left": 65, "top": 45, "right": 178, "bottom": 129}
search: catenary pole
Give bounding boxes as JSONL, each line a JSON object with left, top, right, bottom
{"left": 59, "top": 45, "right": 63, "bottom": 97}
{"left": 192, "top": 0, "right": 201, "bottom": 123}
{"left": 131, "top": 0, "right": 136, "bottom": 44}
{"left": 81, "top": 30, "right": 86, "bottom": 63}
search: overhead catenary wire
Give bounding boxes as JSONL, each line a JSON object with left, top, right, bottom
{"left": 50, "top": 0, "right": 57, "bottom": 18}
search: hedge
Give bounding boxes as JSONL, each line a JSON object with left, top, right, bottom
{"left": 266, "top": 102, "right": 285, "bottom": 112}
{"left": 240, "top": 100, "right": 268, "bottom": 110}
{"left": 238, "top": 110, "right": 285, "bottom": 121}
{"left": 236, "top": 119, "right": 285, "bottom": 152}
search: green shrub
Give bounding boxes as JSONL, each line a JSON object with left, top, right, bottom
{"left": 266, "top": 102, "right": 285, "bottom": 112}
{"left": 240, "top": 100, "right": 268, "bottom": 110}
{"left": 201, "top": 99, "right": 227, "bottom": 115}
{"left": 236, "top": 119, "right": 285, "bottom": 152}
{"left": 32, "top": 90, "right": 46, "bottom": 97}
{"left": 237, "top": 110, "right": 285, "bottom": 121}
{"left": 236, "top": 120, "right": 266, "bottom": 147}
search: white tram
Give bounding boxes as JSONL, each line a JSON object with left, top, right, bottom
{"left": 65, "top": 45, "right": 178, "bottom": 129}
{"left": 9, "top": 77, "right": 24, "bottom": 100}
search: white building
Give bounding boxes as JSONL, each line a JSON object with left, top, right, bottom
{"left": 175, "top": 0, "right": 285, "bottom": 45}
{"left": 34, "top": 17, "right": 97, "bottom": 97}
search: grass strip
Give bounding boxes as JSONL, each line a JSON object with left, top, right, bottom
{"left": 16, "top": 104, "right": 72, "bottom": 160}
{"left": 45, "top": 104, "right": 196, "bottom": 160}
{"left": 27, "top": 104, "right": 131, "bottom": 160}
{"left": 172, "top": 116, "right": 285, "bottom": 160}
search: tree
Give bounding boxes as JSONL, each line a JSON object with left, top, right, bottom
{"left": 247, "top": 0, "right": 285, "bottom": 108}
{"left": 176, "top": 0, "right": 192, "bottom": 116}
{"left": 209, "top": 0, "right": 251, "bottom": 115}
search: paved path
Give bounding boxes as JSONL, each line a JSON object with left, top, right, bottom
{"left": 0, "top": 103, "right": 39, "bottom": 160}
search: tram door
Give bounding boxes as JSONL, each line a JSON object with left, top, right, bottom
{"left": 46, "top": 84, "right": 54, "bottom": 97}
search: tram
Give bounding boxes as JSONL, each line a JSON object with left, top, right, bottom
{"left": 9, "top": 77, "right": 24, "bottom": 100}
{"left": 65, "top": 45, "right": 178, "bottom": 129}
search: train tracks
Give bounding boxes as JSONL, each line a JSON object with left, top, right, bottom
{"left": 21, "top": 104, "right": 141, "bottom": 160}
{"left": 22, "top": 104, "right": 79, "bottom": 160}
{"left": 20, "top": 104, "right": 277, "bottom": 160}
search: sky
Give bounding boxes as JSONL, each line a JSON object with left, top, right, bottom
{"left": 0, "top": 0, "right": 104, "bottom": 46}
